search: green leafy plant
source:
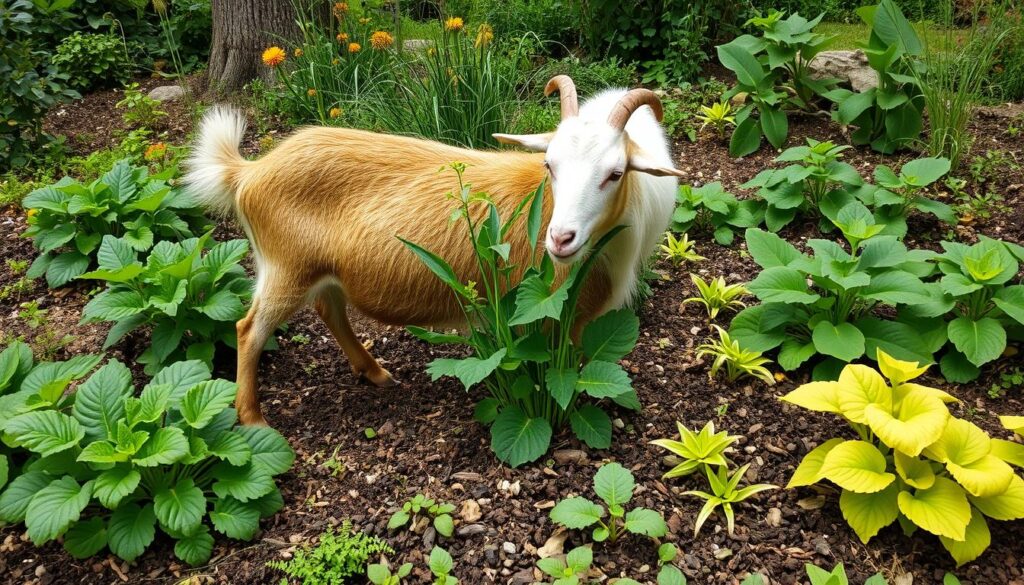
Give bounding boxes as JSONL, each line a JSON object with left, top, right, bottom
{"left": 671, "top": 182, "right": 765, "bottom": 246}
{"left": 536, "top": 545, "right": 593, "bottom": 585}
{"left": 684, "top": 464, "right": 776, "bottom": 535}
{"left": 0, "top": 352, "right": 295, "bottom": 566}
{"left": 863, "top": 156, "right": 955, "bottom": 237}
{"left": 116, "top": 83, "right": 168, "bottom": 128}
{"left": 367, "top": 560, "right": 413, "bottom": 585}
{"left": 696, "top": 101, "right": 736, "bottom": 138}
{"left": 79, "top": 233, "right": 255, "bottom": 373}
{"left": 824, "top": 0, "right": 925, "bottom": 153}
{"left": 51, "top": 31, "right": 135, "bottom": 92}
{"left": 654, "top": 543, "right": 687, "bottom": 585}
{"left": 696, "top": 325, "right": 776, "bottom": 385}
{"left": 429, "top": 546, "right": 459, "bottom": 585}
{"left": 22, "top": 160, "right": 210, "bottom": 287}
{"left": 387, "top": 493, "right": 456, "bottom": 538}
{"left": 403, "top": 167, "right": 642, "bottom": 467}
{"left": 549, "top": 462, "right": 667, "bottom": 543}
{"left": 782, "top": 351, "right": 1024, "bottom": 566}
{"left": 682, "top": 275, "right": 747, "bottom": 320}
{"left": 651, "top": 420, "right": 739, "bottom": 479}
{"left": 803, "top": 562, "right": 889, "bottom": 585}
{"left": 660, "top": 232, "right": 705, "bottom": 265}
{"left": 268, "top": 521, "right": 393, "bottom": 585}
{"left": 717, "top": 10, "right": 837, "bottom": 156}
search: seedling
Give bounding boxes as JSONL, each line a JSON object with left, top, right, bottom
{"left": 655, "top": 543, "right": 687, "bottom": 585}
{"left": 803, "top": 561, "right": 890, "bottom": 585}
{"left": 696, "top": 325, "right": 775, "bottom": 385}
{"left": 536, "top": 545, "right": 592, "bottom": 585}
{"left": 367, "top": 560, "right": 413, "bottom": 585}
{"left": 651, "top": 420, "right": 739, "bottom": 478}
{"left": 682, "top": 275, "right": 747, "bottom": 320}
{"left": 685, "top": 464, "right": 776, "bottom": 536}
{"left": 429, "top": 546, "right": 459, "bottom": 585}
{"left": 549, "top": 462, "right": 667, "bottom": 543}
{"left": 388, "top": 494, "right": 456, "bottom": 538}
{"left": 661, "top": 232, "right": 704, "bottom": 265}
{"left": 696, "top": 101, "right": 736, "bottom": 138}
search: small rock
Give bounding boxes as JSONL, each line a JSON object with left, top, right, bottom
{"left": 502, "top": 541, "right": 517, "bottom": 555}
{"left": 714, "top": 548, "right": 733, "bottom": 560}
{"left": 422, "top": 526, "right": 436, "bottom": 549}
{"left": 457, "top": 523, "right": 488, "bottom": 537}
{"left": 459, "top": 499, "right": 482, "bottom": 523}
{"left": 147, "top": 84, "right": 185, "bottom": 102}
{"left": 510, "top": 568, "right": 535, "bottom": 585}
{"left": 452, "top": 471, "right": 483, "bottom": 482}
{"left": 766, "top": 507, "right": 782, "bottom": 527}
{"left": 748, "top": 423, "right": 763, "bottom": 434}
{"left": 807, "top": 50, "right": 879, "bottom": 92}
{"left": 813, "top": 537, "right": 832, "bottom": 556}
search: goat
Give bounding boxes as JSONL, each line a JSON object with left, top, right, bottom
{"left": 184, "top": 76, "right": 682, "bottom": 426}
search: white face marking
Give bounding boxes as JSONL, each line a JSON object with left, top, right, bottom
{"left": 543, "top": 119, "right": 627, "bottom": 263}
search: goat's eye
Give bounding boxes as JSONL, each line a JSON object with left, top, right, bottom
{"left": 608, "top": 170, "right": 623, "bottom": 182}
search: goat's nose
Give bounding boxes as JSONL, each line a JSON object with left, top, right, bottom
{"left": 550, "top": 228, "right": 577, "bottom": 250}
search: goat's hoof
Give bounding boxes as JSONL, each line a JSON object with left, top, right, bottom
{"left": 362, "top": 366, "right": 397, "bottom": 388}
{"left": 238, "top": 411, "right": 270, "bottom": 427}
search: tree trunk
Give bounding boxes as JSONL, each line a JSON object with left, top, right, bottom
{"left": 206, "top": 0, "right": 303, "bottom": 95}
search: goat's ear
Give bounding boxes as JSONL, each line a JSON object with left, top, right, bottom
{"left": 492, "top": 132, "right": 553, "bottom": 152}
{"left": 627, "top": 145, "right": 685, "bottom": 178}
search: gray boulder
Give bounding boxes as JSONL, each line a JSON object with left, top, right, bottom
{"left": 808, "top": 50, "right": 878, "bottom": 92}
{"left": 147, "top": 85, "right": 186, "bottom": 102}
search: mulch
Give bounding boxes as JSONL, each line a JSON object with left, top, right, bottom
{"left": 1, "top": 79, "right": 1023, "bottom": 585}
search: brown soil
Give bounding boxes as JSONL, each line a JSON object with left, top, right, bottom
{"left": 1, "top": 84, "right": 1023, "bottom": 585}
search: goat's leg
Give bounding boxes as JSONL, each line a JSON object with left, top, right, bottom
{"left": 235, "top": 276, "right": 307, "bottom": 426}
{"left": 314, "top": 284, "right": 396, "bottom": 387}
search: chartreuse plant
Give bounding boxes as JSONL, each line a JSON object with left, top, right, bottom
{"left": 368, "top": 560, "right": 413, "bottom": 585}
{"left": 903, "top": 237, "right": 1024, "bottom": 383}
{"left": 429, "top": 546, "right": 459, "bottom": 585}
{"left": 661, "top": 232, "right": 704, "bottom": 265}
{"left": 696, "top": 326, "right": 775, "bottom": 385}
{"left": 267, "top": 521, "right": 393, "bottom": 585}
{"left": 79, "top": 233, "right": 257, "bottom": 373}
{"left": 716, "top": 10, "right": 836, "bottom": 156}
{"left": 696, "top": 101, "right": 736, "bottom": 139}
{"left": 536, "top": 545, "right": 593, "bottom": 585}
{"left": 731, "top": 223, "right": 937, "bottom": 378}
{"left": 0, "top": 356, "right": 295, "bottom": 566}
{"left": 651, "top": 421, "right": 739, "bottom": 479}
{"left": 672, "top": 182, "right": 765, "bottom": 246}
{"left": 683, "top": 275, "right": 747, "bottom": 320}
{"left": 549, "top": 462, "right": 667, "bottom": 543}
{"left": 22, "top": 160, "right": 210, "bottom": 287}
{"left": 824, "top": 0, "right": 925, "bottom": 154}
{"left": 685, "top": 463, "right": 776, "bottom": 536}
{"left": 783, "top": 351, "right": 1024, "bottom": 565}
{"left": 403, "top": 167, "right": 642, "bottom": 467}
{"left": 387, "top": 494, "right": 455, "bottom": 538}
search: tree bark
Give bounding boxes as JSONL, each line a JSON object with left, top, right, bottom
{"left": 206, "top": 0, "right": 304, "bottom": 95}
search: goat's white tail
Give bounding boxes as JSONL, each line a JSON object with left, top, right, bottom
{"left": 183, "top": 106, "right": 249, "bottom": 218}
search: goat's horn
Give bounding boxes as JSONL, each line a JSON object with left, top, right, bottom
{"left": 544, "top": 75, "right": 579, "bottom": 119}
{"left": 607, "top": 89, "right": 663, "bottom": 131}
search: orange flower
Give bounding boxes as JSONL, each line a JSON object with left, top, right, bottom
{"left": 370, "top": 31, "right": 393, "bottom": 50}
{"left": 336, "top": 32, "right": 349, "bottom": 42}
{"left": 475, "top": 23, "right": 493, "bottom": 48}
{"left": 261, "top": 46, "right": 286, "bottom": 67}
{"left": 444, "top": 16, "right": 464, "bottom": 31}
{"left": 144, "top": 142, "right": 167, "bottom": 160}
{"left": 293, "top": 47, "right": 303, "bottom": 57}
{"left": 307, "top": 88, "right": 317, "bottom": 97}
{"left": 348, "top": 42, "right": 361, "bottom": 53}
{"left": 329, "top": 107, "right": 343, "bottom": 119}
{"left": 333, "top": 2, "right": 348, "bottom": 14}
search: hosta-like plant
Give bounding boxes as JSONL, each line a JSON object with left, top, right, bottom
{"left": 696, "top": 101, "right": 736, "bottom": 138}
{"left": 683, "top": 275, "right": 748, "bottom": 320}
{"left": 782, "top": 351, "right": 1024, "bottom": 565}
{"left": 685, "top": 464, "right": 776, "bottom": 536}
{"left": 79, "top": 233, "right": 256, "bottom": 373}
{"left": 661, "top": 232, "right": 705, "bottom": 266}
{"left": 859, "top": 156, "right": 955, "bottom": 237}
{"left": 403, "top": 169, "right": 642, "bottom": 467}
{"left": 672, "top": 182, "right": 765, "bottom": 246}
{"left": 549, "top": 462, "right": 667, "bottom": 543}
{"left": 0, "top": 354, "right": 294, "bottom": 566}
{"left": 651, "top": 420, "right": 739, "bottom": 478}
{"left": 696, "top": 325, "right": 775, "bottom": 385}
{"left": 22, "top": 160, "right": 210, "bottom": 287}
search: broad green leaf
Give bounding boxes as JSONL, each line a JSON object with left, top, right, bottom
{"left": 398, "top": 237, "right": 461, "bottom": 290}
{"left": 25, "top": 476, "right": 93, "bottom": 544}
{"left": 729, "top": 116, "right": 762, "bottom": 158}
{"left": 993, "top": 286, "right": 1024, "bottom": 326}
{"left": 820, "top": 440, "right": 895, "bottom": 493}
{"left": 946, "top": 453, "right": 1015, "bottom": 499}
{"left": 624, "top": 508, "right": 667, "bottom": 537}
{"left": 781, "top": 381, "right": 842, "bottom": 413}
{"left": 549, "top": 496, "right": 604, "bottom": 528}
{"left": 836, "top": 364, "right": 892, "bottom": 424}
{"left": 569, "top": 405, "right": 612, "bottom": 449}
{"left": 594, "top": 462, "right": 634, "bottom": 507}
{"left": 93, "top": 466, "right": 142, "bottom": 509}
{"left": 180, "top": 379, "right": 237, "bottom": 428}
{"left": 777, "top": 338, "right": 816, "bottom": 371}
{"left": 717, "top": 38, "right": 767, "bottom": 86}
{"left": 429, "top": 545, "right": 454, "bottom": 575}
{"left": 582, "top": 309, "right": 639, "bottom": 362}
{"left": 5, "top": 410, "right": 85, "bottom": 457}
{"left": 211, "top": 461, "right": 275, "bottom": 502}
{"left": 991, "top": 439, "right": 1024, "bottom": 468}
{"left": 236, "top": 426, "right": 295, "bottom": 475}
{"left": 897, "top": 477, "right": 971, "bottom": 540}
{"left": 856, "top": 317, "right": 934, "bottom": 366}
{"left": 864, "top": 391, "right": 948, "bottom": 457}
{"left": 745, "top": 228, "right": 802, "bottom": 268}
{"left": 925, "top": 417, "right": 993, "bottom": 469}
{"left": 433, "top": 513, "right": 454, "bottom": 537}
{"left": 96, "top": 235, "right": 136, "bottom": 270}
{"left": 508, "top": 275, "right": 569, "bottom": 326}
{"left": 576, "top": 361, "right": 631, "bottom": 399}
{"left": 64, "top": 517, "right": 108, "bottom": 559}
{"left": 0, "top": 471, "right": 51, "bottom": 522}
{"left": 82, "top": 290, "right": 146, "bottom": 321}
{"left": 108, "top": 503, "right": 157, "bottom": 562}
{"left": 812, "top": 321, "right": 865, "bottom": 362}
{"left": 947, "top": 317, "right": 1005, "bottom": 367}
{"left": 728, "top": 304, "right": 792, "bottom": 351}
{"left": 174, "top": 525, "right": 214, "bottom": 566}
{"left": 490, "top": 407, "right": 551, "bottom": 467}
{"left": 406, "top": 326, "right": 468, "bottom": 345}
{"left": 195, "top": 290, "right": 245, "bottom": 321}
{"left": 202, "top": 239, "right": 249, "bottom": 282}
{"left": 133, "top": 426, "right": 189, "bottom": 466}
{"left": 152, "top": 359, "right": 211, "bottom": 406}
{"left": 427, "top": 349, "right": 507, "bottom": 390}
{"left": 207, "top": 430, "right": 252, "bottom": 466}
{"left": 154, "top": 478, "right": 207, "bottom": 535}
{"left": 900, "top": 157, "right": 950, "bottom": 187}
{"left": 73, "top": 360, "right": 133, "bottom": 441}
{"left": 0, "top": 454, "right": 6, "bottom": 492}
{"left": 47, "top": 251, "right": 91, "bottom": 287}
{"left": 839, "top": 482, "right": 899, "bottom": 543}
{"left": 788, "top": 438, "right": 844, "bottom": 488}
{"left": 209, "top": 496, "right": 261, "bottom": 540}
{"left": 251, "top": 488, "right": 285, "bottom": 518}
{"left": 545, "top": 368, "right": 578, "bottom": 410}
{"left": 939, "top": 507, "right": 991, "bottom": 567}
{"left": 748, "top": 266, "right": 820, "bottom": 304}
{"left": 77, "top": 441, "right": 130, "bottom": 463}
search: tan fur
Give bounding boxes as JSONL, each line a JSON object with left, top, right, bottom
{"left": 221, "top": 127, "right": 624, "bottom": 425}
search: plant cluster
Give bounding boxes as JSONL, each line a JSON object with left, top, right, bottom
{"left": 683, "top": 275, "right": 748, "bottom": 320}
{"left": 116, "top": 83, "right": 169, "bottom": 128}
{"left": 549, "top": 462, "right": 667, "bottom": 543}
{"left": 696, "top": 326, "right": 776, "bottom": 385}
{"left": 671, "top": 182, "right": 764, "bottom": 246}
{"left": 660, "top": 232, "right": 704, "bottom": 266}
{"left": 783, "top": 351, "right": 1024, "bottom": 565}
{"left": 0, "top": 347, "right": 295, "bottom": 566}
{"left": 22, "top": 159, "right": 210, "bottom": 287}
{"left": 268, "top": 521, "right": 393, "bottom": 585}
{"left": 51, "top": 31, "right": 135, "bottom": 92}
{"left": 405, "top": 169, "right": 642, "bottom": 466}
{"left": 387, "top": 493, "right": 456, "bottom": 538}
{"left": 368, "top": 560, "right": 414, "bottom": 585}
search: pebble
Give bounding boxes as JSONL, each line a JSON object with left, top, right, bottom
{"left": 813, "top": 537, "right": 832, "bottom": 556}
{"left": 452, "top": 471, "right": 483, "bottom": 482}
{"left": 553, "top": 449, "right": 587, "bottom": 465}
{"left": 766, "top": 507, "right": 782, "bottom": 527}
{"left": 748, "top": 423, "right": 763, "bottom": 434}
{"left": 457, "top": 524, "right": 488, "bottom": 537}
{"left": 459, "top": 499, "right": 482, "bottom": 522}
{"left": 422, "top": 526, "right": 436, "bottom": 549}
{"left": 502, "top": 542, "right": 517, "bottom": 555}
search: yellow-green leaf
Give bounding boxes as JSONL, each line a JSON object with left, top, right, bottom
{"left": 876, "top": 349, "right": 929, "bottom": 385}
{"left": 787, "top": 438, "right": 844, "bottom": 488}
{"left": 939, "top": 507, "right": 991, "bottom": 567}
{"left": 991, "top": 439, "right": 1024, "bottom": 468}
{"left": 839, "top": 483, "right": 899, "bottom": 543}
{"left": 780, "top": 381, "right": 843, "bottom": 413}
{"left": 924, "top": 418, "right": 991, "bottom": 467}
{"left": 837, "top": 365, "right": 892, "bottom": 424}
{"left": 820, "top": 440, "right": 895, "bottom": 494}
{"left": 969, "top": 474, "right": 1024, "bottom": 520}
{"left": 947, "top": 454, "right": 1015, "bottom": 498}
{"left": 1000, "top": 415, "right": 1024, "bottom": 435}
{"left": 864, "top": 391, "right": 948, "bottom": 457}
{"left": 894, "top": 451, "right": 935, "bottom": 490}
{"left": 897, "top": 477, "right": 971, "bottom": 540}
{"left": 893, "top": 382, "right": 959, "bottom": 405}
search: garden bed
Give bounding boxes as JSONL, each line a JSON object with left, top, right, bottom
{"left": 1, "top": 85, "right": 1024, "bottom": 585}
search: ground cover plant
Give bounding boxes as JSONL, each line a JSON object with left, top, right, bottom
{"left": 671, "top": 182, "right": 765, "bottom": 246}
{"left": 0, "top": 349, "right": 294, "bottom": 566}
{"left": 267, "top": 520, "right": 393, "bottom": 585}
{"left": 549, "top": 462, "right": 667, "bottom": 543}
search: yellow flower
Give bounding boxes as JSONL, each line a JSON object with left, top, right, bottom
{"left": 348, "top": 42, "right": 361, "bottom": 53}
{"left": 358, "top": 17, "right": 370, "bottom": 25}
{"left": 370, "top": 30, "right": 393, "bottom": 50}
{"left": 293, "top": 47, "right": 303, "bottom": 58}
{"left": 26, "top": 208, "right": 38, "bottom": 218}
{"left": 261, "top": 46, "right": 286, "bottom": 68}
{"left": 444, "top": 16, "right": 464, "bottom": 31}
{"left": 258, "top": 135, "right": 274, "bottom": 151}
{"left": 329, "top": 107, "right": 343, "bottom": 119}
{"left": 475, "top": 23, "right": 493, "bottom": 48}
{"left": 332, "top": 58, "right": 340, "bottom": 65}
{"left": 336, "top": 32, "right": 349, "bottom": 43}
{"left": 144, "top": 142, "right": 167, "bottom": 161}
{"left": 307, "top": 88, "right": 317, "bottom": 97}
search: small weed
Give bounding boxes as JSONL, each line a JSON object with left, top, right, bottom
{"left": 116, "top": 83, "right": 168, "bottom": 128}
{"left": 388, "top": 494, "right": 455, "bottom": 538}
{"left": 989, "top": 367, "right": 1024, "bottom": 398}
{"left": 947, "top": 176, "right": 1009, "bottom": 221}
{"left": 33, "top": 329, "right": 75, "bottom": 361}
{"left": 969, "top": 149, "right": 1020, "bottom": 185}
{"left": 6, "top": 259, "right": 28, "bottom": 274}
{"left": 268, "top": 521, "right": 393, "bottom": 585}
{"left": 17, "top": 301, "right": 47, "bottom": 328}
{"left": 290, "top": 333, "right": 312, "bottom": 345}
{"left": 716, "top": 402, "right": 730, "bottom": 418}
{"left": 322, "top": 446, "right": 348, "bottom": 478}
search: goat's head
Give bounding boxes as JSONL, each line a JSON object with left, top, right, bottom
{"left": 494, "top": 75, "right": 683, "bottom": 263}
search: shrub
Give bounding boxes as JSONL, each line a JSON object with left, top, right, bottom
{"left": 116, "top": 83, "right": 168, "bottom": 128}
{"left": 268, "top": 521, "right": 393, "bottom": 585}
{"left": 530, "top": 56, "right": 636, "bottom": 97}
{"left": 79, "top": 233, "right": 255, "bottom": 373}
{"left": 671, "top": 182, "right": 765, "bottom": 246}
{"left": 782, "top": 351, "right": 1024, "bottom": 566}
{"left": 22, "top": 159, "right": 210, "bottom": 288}
{"left": 51, "top": 31, "right": 135, "bottom": 92}
{"left": 988, "top": 17, "right": 1024, "bottom": 101}
{"left": 404, "top": 169, "right": 642, "bottom": 466}
{"left": 472, "top": 0, "right": 581, "bottom": 50}
{"left": 549, "top": 462, "right": 667, "bottom": 543}
{"left": 0, "top": 349, "right": 294, "bottom": 566}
